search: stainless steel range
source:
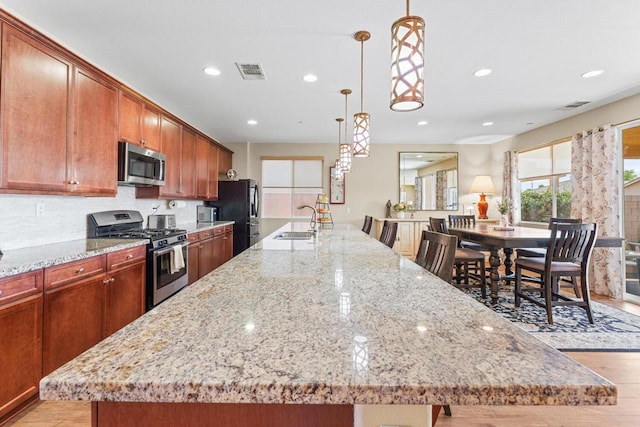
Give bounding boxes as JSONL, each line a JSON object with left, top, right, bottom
{"left": 88, "top": 210, "right": 188, "bottom": 310}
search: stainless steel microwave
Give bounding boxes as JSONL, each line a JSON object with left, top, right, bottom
{"left": 118, "top": 142, "right": 166, "bottom": 186}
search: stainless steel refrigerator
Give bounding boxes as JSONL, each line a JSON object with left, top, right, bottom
{"left": 207, "top": 179, "right": 260, "bottom": 256}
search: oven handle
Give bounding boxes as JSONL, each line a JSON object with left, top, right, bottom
{"left": 152, "top": 243, "right": 187, "bottom": 257}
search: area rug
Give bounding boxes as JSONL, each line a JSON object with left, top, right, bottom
{"left": 468, "top": 286, "right": 640, "bottom": 352}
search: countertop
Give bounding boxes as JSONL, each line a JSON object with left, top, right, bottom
{"left": 0, "top": 238, "right": 147, "bottom": 279}
{"left": 39, "top": 223, "right": 616, "bottom": 406}
{"left": 180, "top": 221, "right": 234, "bottom": 234}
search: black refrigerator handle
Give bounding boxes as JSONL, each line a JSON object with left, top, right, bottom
{"left": 252, "top": 184, "right": 259, "bottom": 217}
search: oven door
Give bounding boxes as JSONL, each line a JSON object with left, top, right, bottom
{"left": 149, "top": 243, "right": 188, "bottom": 309}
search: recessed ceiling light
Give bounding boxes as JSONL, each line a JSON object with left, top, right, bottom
{"left": 302, "top": 73, "right": 318, "bottom": 82}
{"left": 581, "top": 70, "right": 603, "bottom": 78}
{"left": 203, "top": 66, "right": 221, "bottom": 76}
{"left": 417, "top": 120, "right": 428, "bottom": 126}
{"left": 247, "top": 119, "right": 258, "bottom": 125}
{"left": 482, "top": 121, "right": 494, "bottom": 126}
{"left": 473, "top": 68, "right": 492, "bottom": 77}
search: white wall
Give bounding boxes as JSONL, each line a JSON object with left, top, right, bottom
{"left": 0, "top": 186, "right": 203, "bottom": 250}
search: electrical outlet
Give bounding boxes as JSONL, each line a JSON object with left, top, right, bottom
{"left": 36, "top": 203, "right": 45, "bottom": 217}
{"left": 346, "top": 207, "right": 351, "bottom": 214}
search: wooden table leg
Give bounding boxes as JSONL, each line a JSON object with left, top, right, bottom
{"left": 503, "top": 248, "right": 513, "bottom": 276}
{"left": 489, "top": 247, "right": 502, "bottom": 304}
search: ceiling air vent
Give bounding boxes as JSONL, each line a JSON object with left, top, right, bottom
{"left": 236, "top": 63, "right": 267, "bottom": 80}
{"left": 557, "top": 100, "right": 591, "bottom": 111}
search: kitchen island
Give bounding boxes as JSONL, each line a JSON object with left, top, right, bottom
{"left": 39, "top": 223, "right": 616, "bottom": 426}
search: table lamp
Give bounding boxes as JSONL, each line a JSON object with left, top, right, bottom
{"left": 469, "top": 175, "right": 495, "bottom": 219}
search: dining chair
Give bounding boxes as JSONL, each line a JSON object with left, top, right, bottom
{"left": 361, "top": 215, "right": 373, "bottom": 234}
{"left": 414, "top": 230, "right": 458, "bottom": 283}
{"left": 378, "top": 220, "right": 398, "bottom": 249}
{"left": 514, "top": 222, "right": 598, "bottom": 325}
{"left": 516, "top": 217, "right": 582, "bottom": 296}
{"left": 429, "top": 217, "right": 488, "bottom": 298}
{"left": 448, "top": 214, "right": 490, "bottom": 251}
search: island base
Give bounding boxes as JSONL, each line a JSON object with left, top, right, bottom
{"left": 91, "top": 401, "right": 435, "bottom": 427}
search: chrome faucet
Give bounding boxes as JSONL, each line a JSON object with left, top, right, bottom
{"left": 297, "top": 205, "right": 317, "bottom": 232}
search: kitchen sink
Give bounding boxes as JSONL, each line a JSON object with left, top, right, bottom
{"left": 273, "top": 231, "right": 315, "bottom": 240}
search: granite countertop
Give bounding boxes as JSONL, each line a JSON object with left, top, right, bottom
{"left": 39, "top": 223, "right": 616, "bottom": 406}
{"left": 0, "top": 238, "right": 148, "bottom": 279}
{"left": 180, "top": 221, "right": 234, "bottom": 234}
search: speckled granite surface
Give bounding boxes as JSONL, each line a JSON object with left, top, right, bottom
{"left": 39, "top": 223, "right": 616, "bottom": 406}
{"left": 0, "top": 238, "right": 147, "bottom": 278}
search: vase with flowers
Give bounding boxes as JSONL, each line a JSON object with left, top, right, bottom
{"left": 497, "top": 199, "right": 511, "bottom": 227}
{"left": 393, "top": 202, "right": 408, "bottom": 219}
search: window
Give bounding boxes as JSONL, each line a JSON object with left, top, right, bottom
{"left": 518, "top": 140, "right": 571, "bottom": 223}
{"left": 261, "top": 157, "right": 323, "bottom": 218}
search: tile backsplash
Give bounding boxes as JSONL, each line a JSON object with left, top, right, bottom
{"left": 0, "top": 186, "right": 203, "bottom": 251}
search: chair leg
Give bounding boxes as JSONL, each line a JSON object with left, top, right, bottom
{"left": 443, "top": 405, "right": 452, "bottom": 416}
{"left": 514, "top": 265, "right": 521, "bottom": 307}
{"left": 479, "top": 260, "right": 487, "bottom": 299}
{"left": 579, "top": 275, "right": 594, "bottom": 324}
{"left": 544, "top": 276, "right": 554, "bottom": 325}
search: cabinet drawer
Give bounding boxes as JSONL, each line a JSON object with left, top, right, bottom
{"left": 199, "top": 229, "right": 215, "bottom": 239}
{"left": 213, "top": 226, "right": 225, "bottom": 236}
{"left": 224, "top": 224, "right": 233, "bottom": 233}
{"left": 45, "top": 256, "right": 106, "bottom": 290}
{"left": 0, "top": 270, "right": 43, "bottom": 306}
{"left": 106, "top": 246, "right": 146, "bottom": 271}
{"left": 186, "top": 232, "right": 200, "bottom": 243}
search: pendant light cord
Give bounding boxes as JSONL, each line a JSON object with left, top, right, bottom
{"left": 360, "top": 39, "right": 364, "bottom": 112}
{"left": 406, "top": 0, "right": 410, "bottom": 16}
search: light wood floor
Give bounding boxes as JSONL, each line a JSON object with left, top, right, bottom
{"left": 6, "top": 295, "right": 640, "bottom": 427}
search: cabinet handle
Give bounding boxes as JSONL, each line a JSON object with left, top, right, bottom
{"left": 127, "top": 254, "right": 134, "bottom": 259}
{"left": 76, "top": 267, "right": 85, "bottom": 274}
{"left": 141, "top": 140, "right": 147, "bottom": 146}
{"left": 200, "top": 245, "right": 204, "bottom": 249}
{"left": 0, "top": 290, "right": 3, "bottom": 296}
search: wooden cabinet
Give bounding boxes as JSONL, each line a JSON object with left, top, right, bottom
{"left": 0, "top": 25, "right": 117, "bottom": 196}
{"left": 118, "top": 91, "right": 161, "bottom": 152}
{"left": 196, "top": 135, "right": 219, "bottom": 200}
{"left": 180, "top": 127, "right": 197, "bottom": 198}
{"left": 43, "top": 246, "right": 145, "bottom": 375}
{"left": 218, "top": 149, "right": 232, "bottom": 175}
{"left": 375, "top": 219, "right": 415, "bottom": 257}
{"left": 187, "top": 226, "right": 233, "bottom": 284}
{"left": 0, "top": 271, "right": 43, "bottom": 421}
{"left": 104, "top": 246, "right": 146, "bottom": 337}
{"left": 0, "top": 24, "right": 71, "bottom": 193}
{"left": 71, "top": 67, "right": 118, "bottom": 195}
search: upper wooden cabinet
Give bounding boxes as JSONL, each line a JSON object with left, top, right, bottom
{"left": 118, "top": 91, "right": 161, "bottom": 152}
{"left": 218, "top": 149, "right": 232, "bottom": 175}
{"left": 0, "top": 24, "right": 117, "bottom": 196}
{"left": 195, "top": 135, "right": 219, "bottom": 200}
{"left": 180, "top": 127, "right": 197, "bottom": 198}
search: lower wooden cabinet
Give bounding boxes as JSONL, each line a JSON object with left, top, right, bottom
{"left": 0, "top": 271, "right": 43, "bottom": 421}
{"left": 104, "top": 260, "right": 145, "bottom": 337}
{"left": 187, "top": 226, "right": 234, "bottom": 284}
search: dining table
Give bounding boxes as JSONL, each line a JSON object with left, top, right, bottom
{"left": 448, "top": 223, "right": 624, "bottom": 304}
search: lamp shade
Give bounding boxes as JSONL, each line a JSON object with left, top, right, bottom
{"left": 469, "top": 175, "right": 496, "bottom": 194}
{"left": 390, "top": 11, "right": 425, "bottom": 112}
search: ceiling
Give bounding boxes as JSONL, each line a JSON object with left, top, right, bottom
{"left": 1, "top": 0, "right": 640, "bottom": 146}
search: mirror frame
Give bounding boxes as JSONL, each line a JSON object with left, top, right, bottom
{"left": 399, "top": 152, "right": 458, "bottom": 211}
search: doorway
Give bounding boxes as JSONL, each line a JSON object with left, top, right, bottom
{"left": 620, "top": 121, "right": 640, "bottom": 304}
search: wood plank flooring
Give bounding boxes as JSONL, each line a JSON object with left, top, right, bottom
{"left": 5, "top": 295, "right": 640, "bottom": 427}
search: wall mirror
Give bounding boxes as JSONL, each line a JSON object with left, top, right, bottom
{"left": 399, "top": 152, "right": 458, "bottom": 210}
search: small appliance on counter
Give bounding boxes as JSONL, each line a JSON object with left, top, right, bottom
{"left": 148, "top": 214, "right": 177, "bottom": 230}
{"left": 197, "top": 206, "right": 218, "bottom": 223}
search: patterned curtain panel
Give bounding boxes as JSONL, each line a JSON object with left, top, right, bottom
{"left": 435, "top": 170, "right": 446, "bottom": 210}
{"left": 502, "top": 150, "right": 520, "bottom": 224}
{"left": 414, "top": 176, "right": 422, "bottom": 209}
{"left": 570, "top": 125, "right": 623, "bottom": 298}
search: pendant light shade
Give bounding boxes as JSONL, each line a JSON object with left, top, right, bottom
{"left": 339, "top": 89, "right": 353, "bottom": 172}
{"left": 353, "top": 30, "right": 370, "bottom": 158}
{"left": 390, "top": 0, "right": 425, "bottom": 112}
{"left": 334, "top": 158, "right": 344, "bottom": 180}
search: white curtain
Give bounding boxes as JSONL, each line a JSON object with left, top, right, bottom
{"left": 502, "top": 150, "right": 520, "bottom": 225}
{"left": 570, "top": 125, "right": 623, "bottom": 298}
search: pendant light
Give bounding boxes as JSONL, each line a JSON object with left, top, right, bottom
{"left": 334, "top": 118, "right": 344, "bottom": 181}
{"left": 353, "top": 30, "right": 371, "bottom": 158}
{"left": 339, "top": 89, "right": 353, "bottom": 172}
{"left": 390, "top": 0, "right": 425, "bottom": 112}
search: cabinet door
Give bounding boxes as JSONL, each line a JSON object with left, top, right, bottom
{"left": 195, "top": 135, "right": 210, "bottom": 199}
{"left": 395, "top": 222, "right": 415, "bottom": 257}
{"left": 218, "top": 149, "right": 232, "bottom": 174}
{"left": 104, "top": 261, "right": 145, "bottom": 337}
{"left": 208, "top": 144, "right": 219, "bottom": 200}
{"left": 0, "top": 294, "right": 42, "bottom": 419}
{"left": 187, "top": 242, "right": 200, "bottom": 285}
{"left": 141, "top": 105, "right": 161, "bottom": 152}
{"left": 0, "top": 26, "right": 70, "bottom": 192}
{"left": 198, "top": 238, "right": 215, "bottom": 278}
{"left": 181, "top": 128, "right": 196, "bottom": 198}
{"left": 118, "top": 91, "right": 142, "bottom": 145}
{"left": 213, "top": 234, "right": 224, "bottom": 270}
{"left": 160, "top": 116, "right": 181, "bottom": 197}
{"left": 72, "top": 67, "right": 118, "bottom": 195}
{"left": 43, "top": 276, "right": 104, "bottom": 375}
{"left": 223, "top": 230, "right": 234, "bottom": 264}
